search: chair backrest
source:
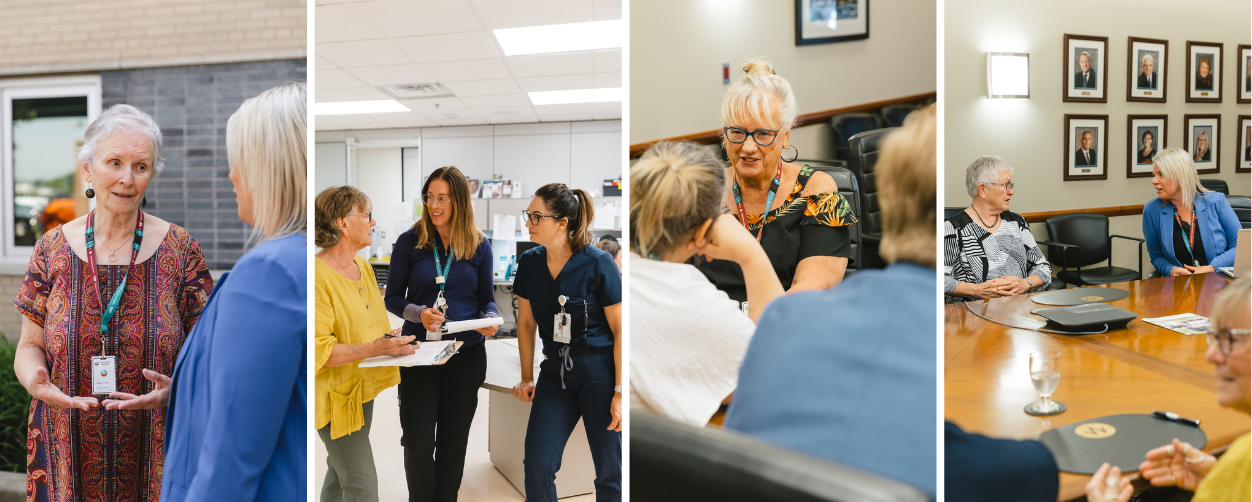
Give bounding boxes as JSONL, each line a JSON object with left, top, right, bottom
{"left": 879, "top": 104, "right": 917, "bottom": 128}
{"left": 829, "top": 113, "right": 884, "bottom": 157}
{"left": 1199, "top": 178, "right": 1229, "bottom": 195}
{"left": 943, "top": 207, "right": 966, "bottom": 220}
{"left": 1045, "top": 213, "right": 1111, "bottom": 267}
{"left": 847, "top": 128, "right": 897, "bottom": 238}
{"left": 1229, "top": 195, "right": 1251, "bottom": 229}
{"left": 806, "top": 163, "right": 863, "bottom": 274}
{"left": 631, "top": 413, "right": 933, "bottom": 502}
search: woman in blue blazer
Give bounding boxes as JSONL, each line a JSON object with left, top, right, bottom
{"left": 158, "top": 83, "right": 308, "bottom": 501}
{"left": 1143, "top": 148, "right": 1241, "bottom": 277}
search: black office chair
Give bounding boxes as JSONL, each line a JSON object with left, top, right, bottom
{"left": 632, "top": 413, "right": 933, "bottom": 502}
{"left": 807, "top": 163, "right": 864, "bottom": 274}
{"left": 1199, "top": 179, "right": 1229, "bottom": 195}
{"left": 829, "top": 113, "right": 884, "bottom": 161}
{"left": 1041, "top": 214, "right": 1144, "bottom": 286}
{"left": 879, "top": 104, "right": 917, "bottom": 128}
{"left": 943, "top": 207, "right": 966, "bottom": 220}
{"left": 1228, "top": 195, "right": 1251, "bottom": 229}
{"left": 847, "top": 128, "right": 897, "bottom": 269}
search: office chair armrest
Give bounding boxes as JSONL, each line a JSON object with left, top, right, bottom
{"left": 1038, "top": 240, "right": 1078, "bottom": 279}
{"left": 1109, "top": 235, "right": 1146, "bottom": 279}
{"left": 1109, "top": 234, "right": 1145, "bottom": 243}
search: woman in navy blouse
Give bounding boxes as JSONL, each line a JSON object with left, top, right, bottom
{"left": 512, "top": 183, "right": 623, "bottom": 502}
{"left": 385, "top": 166, "right": 499, "bottom": 501}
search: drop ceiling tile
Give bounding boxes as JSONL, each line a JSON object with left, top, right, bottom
{"left": 594, "top": 72, "right": 620, "bottom": 88}
{"left": 592, "top": 0, "right": 621, "bottom": 20}
{"left": 397, "top": 97, "right": 469, "bottom": 112}
{"left": 460, "top": 94, "right": 531, "bottom": 108}
{"left": 316, "top": 87, "right": 393, "bottom": 102}
{"left": 471, "top": 1, "right": 593, "bottom": 30}
{"left": 593, "top": 101, "right": 621, "bottom": 119}
{"left": 314, "top": 117, "right": 346, "bottom": 131}
{"left": 393, "top": 32, "right": 500, "bottom": 63}
{"left": 326, "top": 115, "right": 387, "bottom": 130}
{"left": 537, "top": 113, "right": 596, "bottom": 123}
{"left": 348, "top": 64, "right": 436, "bottom": 87}
{"left": 516, "top": 74, "right": 594, "bottom": 92}
{"left": 371, "top": 113, "right": 439, "bottom": 128}
{"left": 422, "top": 110, "right": 487, "bottom": 126}
{"left": 355, "top": 1, "right": 483, "bottom": 38}
{"left": 315, "top": 3, "right": 380, "bottom": 44}
{"left": 424, "top": 59, "right": 513, "bottom": 82}
{"left": 534, "top": 103, "right": 594, "bottom": 116}
{"left": 478, "top": 106, "right": 540, "bottom": 124}
{"left": 316, "top": 68, "right": 367, "bottom": 89}
{"left": 505, "top": 53, "right": 593, "bottom": 78}
{"left": 318, "top": 39, "right": 413, "bottom": 68}
{"left": 316, "top": 56, "right": 338, "bottom": 70}
{"left": 442, "top": 79, "right": 521, "bottom": 97}
{"left": 592, "top": 49, "right": 620, "bottom": 72}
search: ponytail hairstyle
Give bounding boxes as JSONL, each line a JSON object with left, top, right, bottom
{"left": 630, "top": 141, "right": 726, "bottom": 258}
{"left": 412, "top": 166, "right": 484, "bottom": 260}
{"left": 534, "top": 183, "right": 594, "bottom": 252}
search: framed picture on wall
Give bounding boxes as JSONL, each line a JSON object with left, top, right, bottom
{"left": 1063, "top": 34, "right": 1108, "bottom": 102}
{"left": 1239, "top": 44, "right": 1251, "bottom": 104}
{"left": 794, "top": 0, "right": 868, "bottom": 46}
{"left": 1186, "top": 41, "right": 1223, "bottom": 103}
{"left": 1127, "top": 37, "right": 1168, "bottom": 102}
{"left": 1238, "top": 115, "right": 1251, "bottom": 173}
{"left": 1184, "top": 114, "right": 1220, "bottom": 174}
{"left": 1064, "top": 114, "right": 1108, "bottom": 181}
{"left": 1127, "top": 115, "right": 1167, "bottom": 178}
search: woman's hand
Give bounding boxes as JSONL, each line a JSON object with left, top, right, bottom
{"left": 372, "top": 334, "right": 417, "bottom": 357}
{"left": 25, "top": 366, "right": 98, "bottom": 410}
{"left": 420, "top": 307, "right": 446, "bottom": 332}
{"left": 1183, "top": 265, "right": 1215, "bottom": 275}
{"left": 996, "top": 277, "right": 1032, "bottom": 296}
{"left": 607, "top": 392, "right": 622, "bottom": 431}
{"left": 1084, "top": 463, "right": 1132, "bottom": 502}
{"left": 1138, "top": 439, "right": 1215, "bottom": 490}
{"left": 475, "top": 323, "right": 499, "bottom": 338}
{"left": 1170, "top": 267, "right": 1193, "bottom": 276}
{"left": 513, "top": 379, "right": 535, "bottom": 402}
{"left": 693, "top": 214, "right": 762, "bottom": 265}
{"left": 964, "top": 278, "right": 1010, "bottom": 299}
{"left": 102, "top": 369, "right": 171, "bottom": 410}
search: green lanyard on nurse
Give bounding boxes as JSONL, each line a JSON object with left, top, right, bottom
{"left": 432, "top": 238, "right": 453, "bottom": 332}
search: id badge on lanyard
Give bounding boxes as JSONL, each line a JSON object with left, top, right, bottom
{"left": 85, "top": 210, "right": 143, "bottom": 396}
{"left": 431, "top": 243, "right": 453, "bottom": 341}
{"left": 92, "top": 356, "right": 117, "bottom": 395}
{"left": 554, "top": 295, "right": 572, "bottom": 343}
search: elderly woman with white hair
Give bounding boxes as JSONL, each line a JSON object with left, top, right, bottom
{"left": 12, "top": 104, "right": 214, "bottom": 501}
{"left": 1144, "top": 147, "right": 1240, "bottom": 277}
{"left": 944, "top": 156, "right": 1051, "bottom": 303}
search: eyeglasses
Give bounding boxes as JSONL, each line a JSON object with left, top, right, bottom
{"left": 347, "top": 212, "right": 373, "bottom": 223}
{"left": 988, "top": 181, "right": 1015, "bottom": 191}
{"left": 522, "top": 209, "right": 560, "bottom": 226}
{"left": 723, "top": 127, "right": 779, "bottom": 146}
{"left": 1206, "top": 328, "right": 1250, "bottom": 356}
{"left": 424, "top": 194, "right": 452, "bottom": 206}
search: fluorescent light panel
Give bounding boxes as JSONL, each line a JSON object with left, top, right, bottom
{"left": 529, "top": 88, "right": 622, "bottom": 105}
{"left": 494, "top": 20, "right": 623, "bottom": 56}
{"left": 313, "top": 100, "right": 410, "bottom": 115}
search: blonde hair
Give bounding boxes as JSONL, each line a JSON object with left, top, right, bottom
{"left": 227, "top": 82, "right": 307, "bottom": 242}
{"left": 1152, "top": 147, "right": 1210, "bottom": 210}
{"left": 314, "top": 186, "right": 370, "bottom": 249}
{"left": 721, "top": 59, "right": 798, "bottom": 133}
{"left": 1211, "top": 275, "right": 1251, "bottom": 330}
{"left": 413, "top": 166, "right": 484, "bottom": 260}
{"left": 876, "top": 106, "right": 936, "bottom": 267}
{"left": 630, "top": 142, "right": 726, "bottom": 257}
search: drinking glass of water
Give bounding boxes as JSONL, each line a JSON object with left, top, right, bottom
{"left": 1025, "top": 350, "right": 1066, "bottom": 416}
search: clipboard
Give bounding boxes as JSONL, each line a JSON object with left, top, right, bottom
{"left": 358, "top": 340, "right": 463, "bottom": 368}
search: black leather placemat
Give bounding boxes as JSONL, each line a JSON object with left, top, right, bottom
{"left": 1036, "top": 414, "right": 1207, "bottom": 475}
{"left": 1031, "top": 287, "right": 1130, "bottom": 306}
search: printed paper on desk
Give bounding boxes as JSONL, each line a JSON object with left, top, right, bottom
{"left": 1143, "top": 313, "right": 1212, "bottom": 336}
{"left": 593, "top": 202, "right": 616, "bottom": 229}
{"left": 493, "top": 214, "right": 516, "bottom": 241}
{"left": 359, "top": 340, "right": 458, "bottom": 367}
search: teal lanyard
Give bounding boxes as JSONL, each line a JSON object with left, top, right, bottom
{"left": 85, "top": 210, "right": 145, "bottom": 354}
{"left": 731, "top": 160, "right": 783, "bottom": 242}
{"left": 1174, "top": 209, "right": 1198, "bottom": 267}
{"left": 432, "top": 241, "right": 454, "bottom": 292}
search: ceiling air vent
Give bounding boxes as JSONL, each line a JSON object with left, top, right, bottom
{"left": 379, "top": 83, "right": 454, "bottom": 99}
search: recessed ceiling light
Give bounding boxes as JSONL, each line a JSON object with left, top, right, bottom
{"left": 494, "top": 20, "right": 623, "bottom": 56}
{"left": 312, "top": 100, "right": 410, "bottom": 115}
{"left": 529, "top": 88, "right": 622, "bottom": 105}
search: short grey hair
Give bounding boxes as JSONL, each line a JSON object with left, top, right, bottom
{"left": 1080, "top": 51, "right": 1091, "bottom": 60}
{"left": 965, "top": 156, "right": 1013, "bottom": 197}
{"left": 1142, "top": 53, "right": 1154, "bottom": 66}
{"left": 77, "top": 104, "right": 164, "bottom": 174}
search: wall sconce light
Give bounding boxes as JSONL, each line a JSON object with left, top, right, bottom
{"left": 986, "top": 52, "right": 1030, "bottom": 99}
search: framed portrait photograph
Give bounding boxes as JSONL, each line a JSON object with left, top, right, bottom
{"left": 1184, "top": 114, "right": 1220, "bottom": 174}
{"left": 1064, "top": 114, "right": 1109, "bottom": 181}
{"left": 1063, "top": 34, "right": 1108, "bottom": 102}
{"left": 1127, "top": 115, "right": 1167, "bottom": 178}
{"left": 1127, "top": 37, "right": 1168, "bottom": 102}
{"left": 1239, "top": 44, "right": 1251, "bottom": 104}
{"left": 1186, "top": 41, "right": 1223, "bottom": 103}
{"left": 795, "top": 0, "right": 868, "bottom": 46}
{"left": 1238, "top": 115, "right": 1251, "bottom": 174}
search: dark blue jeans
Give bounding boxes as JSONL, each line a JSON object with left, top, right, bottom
{"left": 523, "top": 349, "right": 621, "bottom": 502}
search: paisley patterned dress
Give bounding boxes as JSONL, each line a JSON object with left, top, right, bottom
{"left": 13, "top": 223, "right": 213, "bottom": 502}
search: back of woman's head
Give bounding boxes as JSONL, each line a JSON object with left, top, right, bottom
{"left": 535, "top": 183, "right": 595, "bottom": 252}
{"left": 630, "top": 142, "right": 726, "bottom": 258}
{"left": 876, "top": 105, "right": 937, "bottom": 267}
{"left": 1152, "top": 147, "right": 1210, "bottom": 210}
{"left": 722, "top": 58, "right": 798, "bottom": 132}
{"left": 228, "top": 81, "right": 307, "bottom": 241}
{"left": 595, "top": 234, "right": 621, "bottom": 257}
{"left": 314, "top": 185, "right": 369, "bottom": 249}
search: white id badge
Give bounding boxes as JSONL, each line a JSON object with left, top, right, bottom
{"left": 91, "top": 356, "right": 117, "bottom": 395}
{"left": 427, "top": 328, "right": 443, "bottom": 341}
{"left": 554, "top": 313, "right": 572, "bottom": 343}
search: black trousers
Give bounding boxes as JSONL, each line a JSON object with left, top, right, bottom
{"left": 397, "top": 342, "right": 488, "bottom": 502}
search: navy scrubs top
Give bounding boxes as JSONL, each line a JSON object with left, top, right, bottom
{"left": 385, "top": 230, "right": 497, "bottom": 349}
{"left": 514, "top": 244, "right": 622, "bottom": 360}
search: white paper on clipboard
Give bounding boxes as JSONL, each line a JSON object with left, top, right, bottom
{"left": 359, "top": 341, "right": 457, "bottom": 367}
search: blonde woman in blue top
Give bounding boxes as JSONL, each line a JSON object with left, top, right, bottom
{"left": 1143, "top": 148, "right": 1241, "bottom": 277}
{"left": 512, "top": 183, "right": 622, "bottom": 502}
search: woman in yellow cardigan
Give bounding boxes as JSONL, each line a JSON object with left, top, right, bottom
{"left": 315, "top": 186, "right": 417, "bottom": 501}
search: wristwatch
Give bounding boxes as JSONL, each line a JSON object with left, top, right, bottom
{"left": 614, "top": 385, "right": 622, "bottom": 393}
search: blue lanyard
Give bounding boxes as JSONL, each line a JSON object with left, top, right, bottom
{"left": 731, "top": 160, "right": 783, "bottom": 242}
{"left": 432, "top": 241, "right": 454, "bottom": 292}
{"left": 85, "top": 210, "right": 145, "bottom": 355}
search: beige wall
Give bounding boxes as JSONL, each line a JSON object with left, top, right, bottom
{"left": 630, "top": 0, "right": 936, "bottom": 158}
{"left": 0, "top": 0, "right": 306, "bottom": 75}
{"left": 945, "top": 0, "right": 1251, "bottom": 278}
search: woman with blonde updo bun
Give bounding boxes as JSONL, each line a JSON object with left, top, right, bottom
{"left": 696, "top": 59, "right": 858, "bottom": 303}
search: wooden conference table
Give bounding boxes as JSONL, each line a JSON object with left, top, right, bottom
{"left": 944, "top": 273, "right": 1248, "bottom": 502}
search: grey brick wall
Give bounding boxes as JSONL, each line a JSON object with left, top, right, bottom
{"left": 101, "top": 59, "right": 306, "bottom": 270}
{"left": 0, "top": 275, "right": 21, "bottom": 341}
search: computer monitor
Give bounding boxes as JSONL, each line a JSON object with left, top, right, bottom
{"left": 516, "top": 240, "right": 540, "bottom": 257}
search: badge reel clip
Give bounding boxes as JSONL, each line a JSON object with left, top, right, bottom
{"left": 554, "top": 295, "right": 572, "bottom": 344}
{"left": 428, "top": 291, "right": 450, "bottom": 341}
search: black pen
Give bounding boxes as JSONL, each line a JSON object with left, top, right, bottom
{"left": 1151, "top": 410, "right": 1201, "bottom": 427}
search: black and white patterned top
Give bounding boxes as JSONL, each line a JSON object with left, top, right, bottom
{"left": 943, "top": 210, "right": 1052, "bottom": 304}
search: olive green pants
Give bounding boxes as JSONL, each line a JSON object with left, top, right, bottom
{"left": 318, "top": 400, "right": 379, "bottom": 502}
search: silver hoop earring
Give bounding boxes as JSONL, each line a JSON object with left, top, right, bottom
{"left": 782, "top": 144, "right": 799, "bottom": 163}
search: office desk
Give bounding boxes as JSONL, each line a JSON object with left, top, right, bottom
{"left": 944, "top": 274, "right": 1247, "bottom": 502}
